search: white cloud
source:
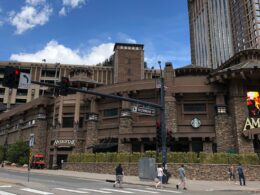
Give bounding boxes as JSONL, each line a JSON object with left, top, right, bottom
{"left": 59, "top": 0, "right": 86, "bottom": 16}
{"left": 9, "top": 5, "right": 52, "bottom": 34}
{"left": 62, "top": 0, "right": 86, "bottom": 8}
{"left": 117, "top": 32, "right": 137, "bottom": 44}
{"left": 126, "top": 38, "right": 137, "bottom": 44}
{"left": 59, "top": 7, "right": 66, "bottom": 16}
{"left": 25, "top": 0, "right": 46, "bottom": 6}
{"left": 10, "top": 40, "right": 114, "bottom": 65}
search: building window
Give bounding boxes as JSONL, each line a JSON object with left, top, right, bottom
{"left": 41, "top": 69, "right": 59, "bottom": 77}
{"left": 62, "top": 117, "right": 74, "bottom": 128}
{"left": 79, "top": 117, "right": 84, "bottom": 128}
{"left": 103, "top": 108, "right": 118, "bottom": 117}
{"left": 183, "top": 103, "right": 206, "bottom": 113}
{"left": 0, "top": 88, "right": 5, "bottom": 95}
{"left": 16, "top": 99, "right": 26, "bottom": 104}
{"left": 17, "top": 89, "right": 28, "bottom": 96}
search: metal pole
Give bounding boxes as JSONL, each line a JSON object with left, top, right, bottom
{"left": 28, "top": 147, "right": 31, "bottom": 182}
{"left": 158, "top": 61, "right": 167, "bottom": 166}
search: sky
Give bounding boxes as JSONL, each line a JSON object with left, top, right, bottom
{"left": 0, "top": 0, "right": 191, "bottom": 69}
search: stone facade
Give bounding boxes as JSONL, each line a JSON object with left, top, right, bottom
{"left": 64, "top": 162, "right": 260, "bottom": 181}
{"left": 215, "top": 114, "right": 234, "bottom": 152}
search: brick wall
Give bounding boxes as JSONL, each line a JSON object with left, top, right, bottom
{"left": 63, "top": 162, "right": 260, "bottom": 181}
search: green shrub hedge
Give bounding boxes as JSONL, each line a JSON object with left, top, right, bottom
{"left": 67, "top": 151, "right": 260, "bottom": 165}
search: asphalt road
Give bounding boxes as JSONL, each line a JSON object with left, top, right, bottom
{"left": 0, "top": 169, "right": 259, "bottom": 195}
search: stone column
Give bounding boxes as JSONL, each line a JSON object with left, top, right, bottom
{"left": 73, "top": 92, "right": 81, "bottom": 152}
{"left": 215, "top": 114, "right": 234, "bottom": 152}
{"left": 164, "top": 63, "right": 178, "bottom": 134}
{"left": 118, "top": 92, "right": 132, "bottom": 152}
{"left": 85, "top": 98, "right": 98, "bottom": 152}
{"left": 230, "top": 96, "right": 254, "bottom": 153}
{"left": 228, "top": 81, "right": 254, "bottom": 153}
{"left": 52, "top": 96, "right": 63, "bottom": 168}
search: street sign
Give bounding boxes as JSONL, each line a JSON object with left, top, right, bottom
{"left": 19, "top": 72, "right": 31, "bottom": 89}
{"left": 29, "top": 133, "right": 34, "bottom": 147}
{"left": 131, "top": 105, "right": 155, "bottom": 116}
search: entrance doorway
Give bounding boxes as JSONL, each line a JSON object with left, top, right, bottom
{"left": 253, "top": 134, "right": 260, "bottom": 153}
{"left": 57, "top": 154, "right": 68, "bottom": 169}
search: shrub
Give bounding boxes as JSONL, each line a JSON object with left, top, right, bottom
{"left": 67, "top": 151, "right": 260, "bottom": 165}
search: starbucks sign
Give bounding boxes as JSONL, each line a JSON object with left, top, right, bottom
{"left": 191, "top": 117, "right": 201, "bottom": 128}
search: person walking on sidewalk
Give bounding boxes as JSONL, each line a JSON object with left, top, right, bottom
{"left": 228, "top": 165, "right": 236, "bottom": 183}
{"left": 113, "top": 163, "right": 124, "bottom": 188}
{"left": 176, "top": 164, "right": 187, "bottom": 190}
{"left": 237, "top": 163, "right": 246, "bottom": 186}
{"left": 155, "top": 164, "right": 164, "bottom": 188}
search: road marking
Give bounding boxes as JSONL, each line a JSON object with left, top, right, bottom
{"left": 125, "top": 188, "right": 159, "bottom": 193}
{"left": 0, "top": 191, "right": 16, "bottom": 195}
{"left": 0, "top": 186, "right": 12, "bottom": 188}
{"left": 21, "top": 188, "right": 53, "bottom": 195}
{"left": 55, "top": 188, "right": 88, "bottom": 193}
{"left": 101, "top": 188, "right": 134, "bottom": 194}
{"left": 146, "top": 187, "right": 182, "bottom": 193}
{"left": 79, "top": 188, "right": 112, "bottom": 193}
{"left": 55, "top": 188, "right": 88, "bottom": 194}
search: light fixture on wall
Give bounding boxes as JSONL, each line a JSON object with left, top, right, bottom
{"left": 120, "top": 109, "right": 131, "bottom": 117}
{"left": 216, "top": 105, "right": 227, "bottom": 114}
{"left": 88, "top": 113, "right": 98, "bottom": 121}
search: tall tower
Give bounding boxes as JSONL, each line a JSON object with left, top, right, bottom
{"left": 188, "top": 0, "right": 234, "bottom": 68}
{"left": 229, "top": 0, "right": 260, "bottom": 53}
{"left": 113, "top": 43, "right": 144, "bottom": 83}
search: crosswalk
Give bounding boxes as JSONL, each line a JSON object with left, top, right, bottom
{"left": 0, "top": 185, "right": 183, "bottom": 194}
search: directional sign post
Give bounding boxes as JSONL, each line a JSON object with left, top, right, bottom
{"left": 19, "top": 72, "right": 31, "bottom": 89}
{"left": 28, "top": 133, "right": 34, "bottom": 182}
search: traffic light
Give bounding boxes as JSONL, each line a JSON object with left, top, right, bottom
{"left": 156, "top": 121, "right": 162, "bottom": 146}
{"left": 3, "top": 66, "right": 21, "bottom": 89}
{"left": 59, "top": 77, "right": 70, "bottom": 96}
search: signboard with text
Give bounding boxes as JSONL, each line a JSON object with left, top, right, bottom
{"left": 131, "top": 105, "right": 155, "bottom": 116}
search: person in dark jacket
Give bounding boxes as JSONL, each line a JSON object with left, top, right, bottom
{"left": 113, "top": 163, "right": 124, "bottom": 188}
{"left": 237, "top": 163, "right": 246, "bottom": 186}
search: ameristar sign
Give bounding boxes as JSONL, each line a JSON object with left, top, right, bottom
{"left": 243, "top": 117, "right": 260, "bottom": 131}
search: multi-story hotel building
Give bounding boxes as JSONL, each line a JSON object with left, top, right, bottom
{"left": 188, "top": 0, "right": 260, "bottom": 68}
{"left": 0, "top": 43, "right": 259, "bottom": 168}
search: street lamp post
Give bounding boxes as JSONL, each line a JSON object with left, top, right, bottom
{"left": 158, "top": 61, "right": 167, "bottom": 166}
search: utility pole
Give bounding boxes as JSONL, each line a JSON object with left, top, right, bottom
{"left": 158, "top": 61, "right": 167, "bottom": 167}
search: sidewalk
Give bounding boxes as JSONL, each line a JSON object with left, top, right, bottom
{"left": 1, "top": 165, "right": 260, "bottom": 192}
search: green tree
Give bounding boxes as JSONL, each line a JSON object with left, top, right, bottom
{"left": 7, "top": 140, "right": 29, "bottom": 165}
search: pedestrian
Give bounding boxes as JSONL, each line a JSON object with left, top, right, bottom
{"left": 176, "top": 164, "right": 187, "bottom": 190}
{"left": 237, "top": 163, "right": 246, "bottom": 186}
{"left": 228, "top": 165, "right": 236, "bottom": 182}
{"left": 162, "top": 162, "right": 170, "bottom": 184}
{"left": 113, "top": 163, "right": 124, "bottom": 188}
{"left": 155, "top": 164, "right": 164, "bottom": 188}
